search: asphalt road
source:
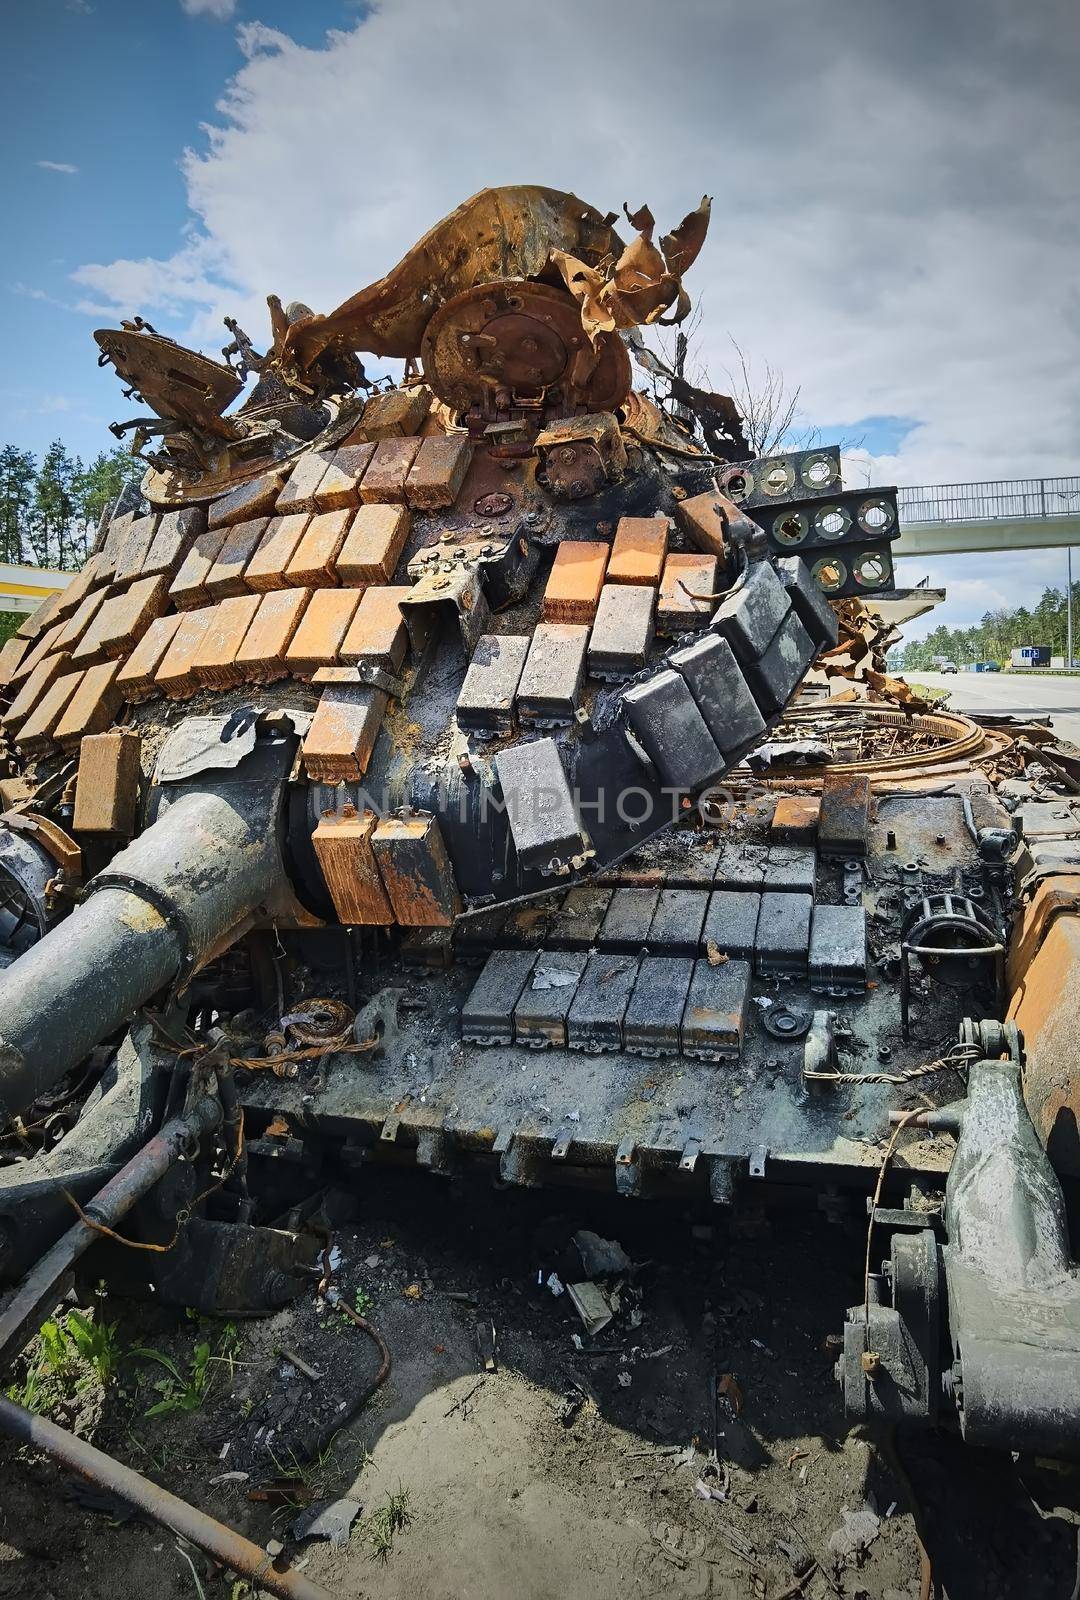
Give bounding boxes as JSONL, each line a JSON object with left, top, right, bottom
{"left": 906, "top": 670, "right": 1080, "bottom": 744}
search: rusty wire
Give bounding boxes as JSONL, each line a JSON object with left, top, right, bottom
{"left": 804, "top": 1042, "right": 980, "bottom": 1088}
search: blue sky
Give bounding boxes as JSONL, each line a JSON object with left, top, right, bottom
{"left": 2, "top": 0, "right": 1077, "bottom": 639}
{"left": 2, "top": 0, "right": 354, "bottom": 463}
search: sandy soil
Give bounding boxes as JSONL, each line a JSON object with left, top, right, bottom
{"left": 1, "top": 1173, "right": 1077, "bottom": 1600}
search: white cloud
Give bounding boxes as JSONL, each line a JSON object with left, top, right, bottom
{"left": 896, "top": 549, "right": 1078, "bottom": 638}
{"left": 180, "top": 0, "right": 236, "bottom": 18}
{"left": 36, "top": 161, "right": 78, "bottom": 175}
{"left": 70, "top": 0, "right": 1080, "bottom": 610}
{"left": 39, "top": 395, "right": 72, "bottom": 414}
{"left": 10, "top": 281, "right": 116, "bottom": 319}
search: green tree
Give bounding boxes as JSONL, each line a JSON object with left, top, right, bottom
{"left": 0, "top": 446, "right": 38, "bottom": 564}
{"left": 74, "top": 448, "right": 143, "bottom": 540}
{"left": 30, "top": 440, "right": 83, "bottom": 571}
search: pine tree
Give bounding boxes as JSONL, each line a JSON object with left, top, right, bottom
{"left": 0, "top": 446, "right": 38, "bottom": 564}
{"left": 31, "top": 441, "right": 83, "bottom": 570}
{"left": 74, "top": 448, "right": 143, "bottom": 547}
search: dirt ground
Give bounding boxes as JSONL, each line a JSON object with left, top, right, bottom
{"left": 1, "top": 1171, "right": 1078, "bottom": 1600}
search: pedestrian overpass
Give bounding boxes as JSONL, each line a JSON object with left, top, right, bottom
{"left": 895, "top": 476, "right": 1080, "bottom": 557}
{"left": 0, "top": 563, "right": 72, "bottom": 615}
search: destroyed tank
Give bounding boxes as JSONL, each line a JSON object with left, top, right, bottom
{"left": 0, "top": 184, "right": 1077, "bottom": 1490}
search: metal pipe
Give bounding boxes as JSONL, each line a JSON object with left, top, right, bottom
{"left": 0, "top": 779, "right": 288, "bottom": 1122}
{"left": 1069, "top": 544, "right": 1074, "bottom": 670}
{"left": 0, "top": 1095, "right": 223, "bottom": 1367}
{"left": 0, "top": 1391, "right": 335, "bottom": 1600}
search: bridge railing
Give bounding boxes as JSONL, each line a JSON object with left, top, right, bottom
{"left": 897, "top": 477, "right": 1080, "bottom": 524}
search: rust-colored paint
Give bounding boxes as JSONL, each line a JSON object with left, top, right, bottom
{"left": 1010, "top": 910, "right": 1080, "bottom": 1178}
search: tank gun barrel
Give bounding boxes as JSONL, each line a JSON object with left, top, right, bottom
{"left": 0, "top": 774, "right": 289, "bottom": 1125}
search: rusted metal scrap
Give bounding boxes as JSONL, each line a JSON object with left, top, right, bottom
{"left": 815, "top": 596, "right": 934, "bottom": 710}
{"left": 269, "top": 187, "right": 708, "bottom": 387}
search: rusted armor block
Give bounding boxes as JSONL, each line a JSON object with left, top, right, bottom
{"left": 336, "top": 504, "right": 410, "bottom": 587}
{"left": 3, "top": 651, "right": 74, "bottom": 732}
{"left": 9, "top": 619, "right": 67, "bottom": 689}
{"left": 340, "top": 585, "right": 410, "bottom": 672}
{"left": 100, "top": 510, "right": 136, "bottom": 572}
{"left": 358, "top": 438, "right": 421, "bottom": 504}
{"left": 54, "top": 588, "right": 108, "bottom": 655}
{"left": 154, "top": 607, "right": 216, "bottom": 698}
{"left": 681, "top": 957, "right": 751, "bottom": 1060}
{"left": 16, "top": 587, "right": 65, "bottom": 639}
{"left": 541, "top": 540, "right": 609, "bottom": 624}
{"left": 675, "top": 489, "right": 728, "bottom": 560}
{"left": 52, "top": 557, "right": 105, "bottom": 624}
{"left": 771, "top": 794, "right": 820, "bottom": 844}
{"left": 607, "top": 516, "right": 668, "bottom": 585}
{"left": 371, "top": 813, "right": 461, "bottom": 927}
{"left": 116, "top": 613, "right": 184, "bottom": 702}
{"left": 302, "top": 684, "right": 388, "bottom": 783}
{"left": 73, "top": 730, "right": 141, "bottom": 834}
{"left": 657, "top": 552, "right": 717, "bottom": 634}
{"left": 244, "top": 514, "right": 311, "bottom": 591}
{"left": 404, "top": 435, "right": 473, "bottom": 510}
{"left": 285, "top": 588, "right": 363, "bottom": 677}
{"left": 311, "top": 809, "right": 394, "bottom": 925}
{"left": 207, "top": 466, "right": 288, "bottom": 530}
{"left": 73, "top": 573, "right": 170, "bottom": 664}
{"left": 0, "top": 637, "right": 28, "bottom": 693}
{"left": 112, "top": 513, "right": 161, "bottom": 586}
{"left": 140, "top": 505, "right": 206, "bottom": 582}
{"left": 312, "top": 443, "right": 376, "bottom": 512}
{"left": 54, "top": 660, "right": 123, "bottom": 748}
{"left": 205, "top": 517, "right": 269, "bottom": 601}
{"left": 191, "top": 594, "right": 262, "bottom": 688}
{"left": 818, "top": 772, "right": 871, "bottom": 857}
{"left": 350, "top": 386, "right": 431, "bottom": 442}
{"left": 14, "top": 671, "right": 83, "bottom": 751}
{"left": 169, "top": 525, "right": 230, "bottom": 610}
{"left": 285, "top": 508, "right": 351, "bottom": 588}
{"left": 275, "top": 448, "right": 338, "bottom": 515}
{"left": 234, "top": 587, "right": 311, "bottom": 682}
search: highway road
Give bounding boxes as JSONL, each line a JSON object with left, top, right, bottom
{"left": 906, "top": 670, "right": 1080, "bottom": 745}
